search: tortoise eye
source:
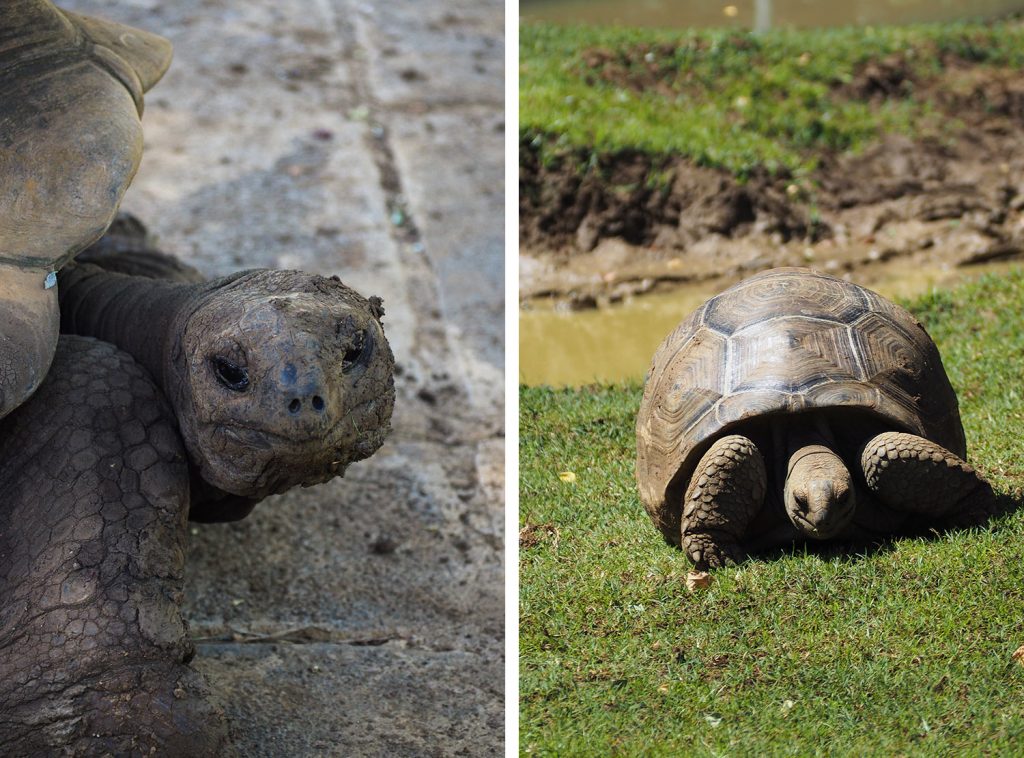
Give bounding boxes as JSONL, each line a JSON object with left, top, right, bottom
{"left": 342, "top": 330, "right": 368, "bottom": 373}
{"left": 212, "top": 358, "right": 250, "bottom": 391}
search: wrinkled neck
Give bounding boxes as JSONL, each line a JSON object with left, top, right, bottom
{"left": 58, "top": 264, "right": 199, "bottom": 389}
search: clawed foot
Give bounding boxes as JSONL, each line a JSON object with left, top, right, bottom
{"left": 681, "top": 529, "right": 747, "bottom": 569}
{"left": 47, "top": 663, "right": 230, "bottom": 756}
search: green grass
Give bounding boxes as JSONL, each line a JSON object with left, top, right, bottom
{"left": 520, "top": 270, "right": 1024, "bottom": 755}
{"left": 521, "top": 22, "right": 1024, "bottom": 176}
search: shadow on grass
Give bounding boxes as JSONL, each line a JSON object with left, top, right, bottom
{"left": 747, "top": 490, "right": 1024, "bottom": 567}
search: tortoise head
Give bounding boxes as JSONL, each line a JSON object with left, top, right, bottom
{"left": 167, "top": 270, "right": 395, "bottom": 500}
{"left": 783, "top": 444, "right": 856, "bottom": 539}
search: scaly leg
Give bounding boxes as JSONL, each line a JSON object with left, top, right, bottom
{"left": 0, "top": 337, "right": 230, "bottom": 755}
{"left": 860, "top": 432, "right": 997, "bottom": 528}
{"left": 681, "top": 434, "right": 767, "bottom": 569}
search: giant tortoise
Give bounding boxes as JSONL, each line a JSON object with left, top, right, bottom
{"left": 636, "top": 267, "right": 996, "bottom": 569}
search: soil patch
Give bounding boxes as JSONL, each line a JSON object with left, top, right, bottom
{"left": 521, "top": 64, "right": 1024, "bottom": 306}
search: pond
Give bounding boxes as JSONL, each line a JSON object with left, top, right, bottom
{"left": 521, "top": 0, "right": 1024, "bottom": 30}
{"left": 519, "top": 262, "right": 1022, "bottom": 387}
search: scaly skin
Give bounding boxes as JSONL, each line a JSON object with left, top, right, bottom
{"left": 0, "top": 229, "right": 396, "bottom": 751}
{"left": 860, "top": 431, "right": 997, "bottom": 528}
{"left": 0, "top": 336, "right": 230, "bottom": 755}
{"left": 0, "top": 224, "right": 396, "bottom": 751}
{"left": 681, "top": 434, "right": 767, "bottom": 568}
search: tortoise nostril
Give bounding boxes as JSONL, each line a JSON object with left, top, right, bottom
{"left": 288, "top": 399, "right": 301, "bottom": 414}
{"left": 312, "top": 395, "right": 325, "bottom": 411}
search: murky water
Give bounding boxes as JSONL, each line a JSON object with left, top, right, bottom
{"left": 519, "top": 262, "right": 1022, "bottom": 387}
{"left": 521, "top": 0, "right": 1024, "bottom": 30}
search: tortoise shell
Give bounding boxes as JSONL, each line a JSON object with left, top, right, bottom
{"left": 0, "top": 1, "right": 171, "bottom": 419}
{"left": 635, "top": 267, "right": 965, "bottom": 545}
{"left": 0, "top": 0, "right": 172, "bottom": 270}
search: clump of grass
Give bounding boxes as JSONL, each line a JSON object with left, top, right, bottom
{"left": 521, "top": 22, "right": 1024, "bottom": 177}
{"left": 520, "top": 269, "right": 1024, "bottom": 754}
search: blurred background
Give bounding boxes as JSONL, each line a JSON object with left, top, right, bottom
{"left": 519, "top": 1, "right": 1024, "bottom": 386}
{"left": 522, "top": 0, "right": 1024, "bottom": 31}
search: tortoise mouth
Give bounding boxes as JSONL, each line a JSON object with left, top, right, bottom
{"left": 212, "top": 422, "right": 293, "bottom": 450}
{"left": 199, "top": 420, "right": 356, "bottom": 497}
{"left": 785, "top": 487, "right": 857, "bottom": 540}
{"left": 788, "top": 507, "right": 854, "bottom": 540}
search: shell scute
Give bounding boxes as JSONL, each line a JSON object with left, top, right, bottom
{"left": 0, "top": 1, "right": 172, "bottom": 267}
{"left": 703, "top": 267, "right": 871, "bottom": 334}
{"left": 727, "top": 316, "right": 861, "bottom": 394}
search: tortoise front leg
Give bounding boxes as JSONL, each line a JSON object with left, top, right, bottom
{"left": 0, "top": 337, "right": 230, "bottom": 755}
{"left": 859, "top": 432, "right": 997, "bottom": 528}
{"left": 681, "top": 434, "right": 767, "bottom": 568}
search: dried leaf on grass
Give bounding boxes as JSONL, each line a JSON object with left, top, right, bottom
{"left": 1012, "top": 644, "right": 1024, "bottom": 666}
{"left": 558, "top": 471, "right": 577, "bottom": 483}
{"left": 686, "top": 570, "right": 712, "bottom": 592}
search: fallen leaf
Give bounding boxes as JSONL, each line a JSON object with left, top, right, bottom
{"left": 558, "top": 471, "right": 577, "bottom": 483}
{"left": 657, "top": 683, "right": 669, "bottom": 694}
{"left": 1013, "top": 644, "right": 1024, "bottom": 666}
{"left": 686, "top": 570, "right": 712, "bottom": 592}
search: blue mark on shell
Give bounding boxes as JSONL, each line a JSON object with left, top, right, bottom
{"left": 281, "top": 363, "right": 298, "bottom": 386}
{"left": 44, "top": 272, "right": 57, "bottom": 289}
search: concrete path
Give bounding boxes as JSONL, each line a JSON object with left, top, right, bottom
{"left": 60, "top": 1, "right": 505, "bottom": 754}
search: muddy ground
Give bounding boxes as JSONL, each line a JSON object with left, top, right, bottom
{"left": 520, "top": 59, "right": 1024, "bottom": 307}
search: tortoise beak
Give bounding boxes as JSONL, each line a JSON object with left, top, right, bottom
{"left": 792, "top": 479, "right": 856, "bottom": 538}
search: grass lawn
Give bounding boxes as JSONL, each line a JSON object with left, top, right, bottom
{"left": 520, "top": 22, "right": 1024, "bottom": 176}
{"left": 519, "top": 270, "right": 1024, "bottom": 755}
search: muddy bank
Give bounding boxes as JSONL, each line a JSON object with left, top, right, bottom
{"left": 520, "top": 63, "right": 1024, "bottom": 307}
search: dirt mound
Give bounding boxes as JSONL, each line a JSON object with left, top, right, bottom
{"left": 836, "top": 52, "right": 916, "bottom": 100}
{"left": 521, "top": 64, "right": 1024, "bottom": 304}
{"left": 520, "top": 143, "right": 821, "bottom": 257}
